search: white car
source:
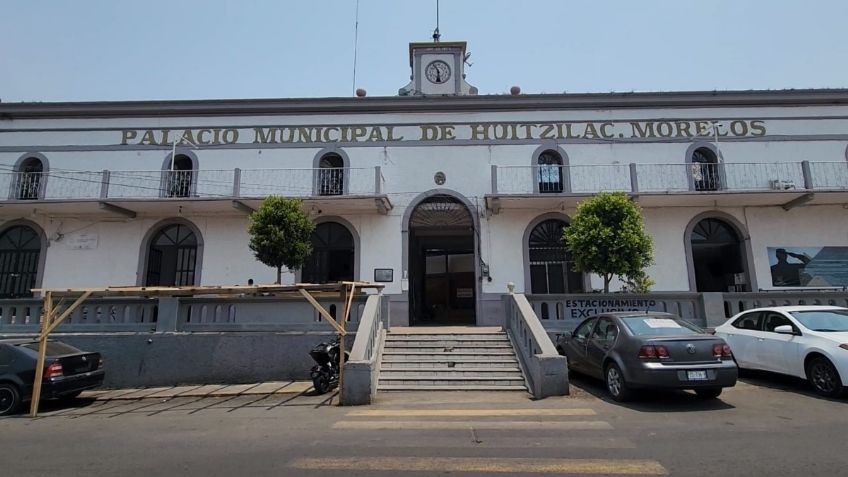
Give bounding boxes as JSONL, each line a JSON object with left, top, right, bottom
{"left": 714, "top": 306, "right": 848, "bottom": 397}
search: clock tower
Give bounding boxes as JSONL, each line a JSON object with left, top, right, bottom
{"left": 399, "top": 41, "right": 477, "bottom": 96}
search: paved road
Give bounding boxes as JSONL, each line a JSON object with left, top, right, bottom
{"left": 2, "top": 371, "right": 847, "bottom": 476}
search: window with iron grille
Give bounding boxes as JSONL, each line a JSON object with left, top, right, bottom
{"left": 537, "top": 150, "right": 564, "bottom": 193}
{"left": 302, "top": 222, "right": 354, "bottom": 283}
{"left": 317, "top": 154, "right": 345, "bottom": 196}
{"left": 0, "top": 225, "right": 41, "bottom": 298}
{"left": 164, "top": 155, "right": 194, "bottom": 198}
{"left": 528, "top": 219, "right": 583, "bottom": 294}
{"left": 691, "top": 148, "right": 721, "bottom": 191}
{"left": 145, "top": 224, "right": 198, "bottom": 286}
{"left": 13, "top": 157, "right": 45, "bottom": 200}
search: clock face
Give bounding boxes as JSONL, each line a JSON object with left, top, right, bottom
{"left": 425, "top": 60, "right": 451, "bottom": 84}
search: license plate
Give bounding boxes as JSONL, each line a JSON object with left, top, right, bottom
{"left": 687, "top": 370, "right": 708, "bottom": 381}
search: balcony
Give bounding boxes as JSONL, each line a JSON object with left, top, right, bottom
{"left": 487, "top": 161, "right": 848, "bottom": 212}
{"left": 0, "top": 166, "right": 391, "bottom": 217}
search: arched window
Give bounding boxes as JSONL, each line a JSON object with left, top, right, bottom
{"left": 690, "top": 147, "right": 721, "bottom": 191}
{"left": 528, "top": 219, "right": 584, "bottom": 294}
{"left": 302, "top": 222, "right": 354, "bottom": 283}
{"left": 317, "top": 153, "right": 344, "bottom": 196}
{"left": 537, "top": 150, "right": 564, "bottom": 193}
{"left": 13, "top": 157, "right": 45, "bottom": 200}
{"left": 163, "top": 154, "right": 194, "bottom": 198}
{"left": 689, "top": 218, "right": 747, "bottom": 292}
{"left": 145, "top": 223, "right": 199, "bottom": 286}
{"left": 0, "top": 225, "right": 42, "bottom": 298}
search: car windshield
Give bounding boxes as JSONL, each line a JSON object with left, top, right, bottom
{"left": 620, "top": 316, "right": 703, "bottom": 336}
{"left": 789, "top": 310, "right": 848, "bottom": 332}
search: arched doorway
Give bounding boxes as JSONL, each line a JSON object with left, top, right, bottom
{"left": 408, "top": 194, "right": 476, "bottom": 325}
{"left": 302, "top": 221, "right": 355, "bottom": 283}
{"left": 689, "top": 217, "right": 749, "bottom": 292}
{"left": 145, "top": 223, "right": 199, "bottom": 286}
{"left": 0, "top": 225, "right": 42, "bottom": 298}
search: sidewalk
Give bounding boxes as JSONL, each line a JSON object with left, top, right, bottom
{"left": 79, "top": 380, "right": 314, "bottom": 401}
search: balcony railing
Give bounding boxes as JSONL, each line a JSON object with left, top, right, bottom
{"left": 492, "top": 161, "right": 844, "bottom": 195}
{"left": 0, "top": 167, "right": 384, "bottom": 201}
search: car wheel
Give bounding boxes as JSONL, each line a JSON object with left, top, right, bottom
{"left": 605, "top": 363, "right": 634, "bottom": 402}
{"left": 806, "top": 357, "right": 845, "bottom": 398}
{"left": 694, "top": 387, "right": 723, "bottom": 399}
{"left": 0, "top": 383, "right": 21, "bottom": 416}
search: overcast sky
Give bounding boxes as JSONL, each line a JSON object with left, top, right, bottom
{"left": 1, "top": 0, "right": 847, "bottom": 102}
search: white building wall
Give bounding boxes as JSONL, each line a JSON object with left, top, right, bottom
{"left": 2, "top": 99, "right": 848, "bottom": 299}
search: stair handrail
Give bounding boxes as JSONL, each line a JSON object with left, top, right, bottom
{"left": 504, "top": 283, "right": 569, "bottom": 398}
{"left": 341, "top": 293, "right": 385, "bottom": 405}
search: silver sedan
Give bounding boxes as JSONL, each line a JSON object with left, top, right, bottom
{"left": 557, "top": 312, "right": 738, "bottom": 401}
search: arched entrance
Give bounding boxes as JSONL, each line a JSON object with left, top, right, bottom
{"left": 689, "top": 217, "right": 749, "bottom": 292}
{"left": 0, "top": 225, "right": 43, "bottom": 298}
{"left": 408, "top": 194, "right": 477, "bottom": 325}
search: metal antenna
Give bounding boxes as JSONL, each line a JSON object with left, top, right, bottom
{"left": 432, "top": 0, "right": 441, "bottom": 42}
{"left": 352, "top": 0, "right": 360, "bottom": 96}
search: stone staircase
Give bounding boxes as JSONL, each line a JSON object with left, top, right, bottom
{"left": 378, "top": 327, "right": 528, "bottom": 391}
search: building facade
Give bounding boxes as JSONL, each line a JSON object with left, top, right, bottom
{"left": 2, "top": 41, "right": 848, "bottom": 328}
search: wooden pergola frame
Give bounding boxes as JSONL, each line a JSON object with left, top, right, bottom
{"left": 28, "top": 281, "right": 384, "bottom": 416}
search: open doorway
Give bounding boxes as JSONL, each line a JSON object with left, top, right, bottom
{"left": 408, "top": 195, "right": 476, "bottom": 325}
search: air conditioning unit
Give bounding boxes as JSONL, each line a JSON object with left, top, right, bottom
{"left": 770, "top": 179, "right": 796, "bottom": 190}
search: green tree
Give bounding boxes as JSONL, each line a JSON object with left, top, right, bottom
{"left": 564, "top": 192, "right": 653, "bottom": 293}
{"left": 248, "top": 196, "right": 315, "bottom": 284}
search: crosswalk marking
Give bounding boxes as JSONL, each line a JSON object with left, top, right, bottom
{"left": 290, "top": 457, "right": 668, "bottom": 474}
{"left": 346, "top": 408, "right": 597, "bottom": 417}
{"left": 333, "top": 420, "right": 613, "bottom": 430}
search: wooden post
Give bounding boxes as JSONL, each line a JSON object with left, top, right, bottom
{"left": 30, "top": 291, "right": 52, "bottom": 417}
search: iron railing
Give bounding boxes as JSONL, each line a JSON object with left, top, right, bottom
{"left": 0, "top": 166, "right": 384, "bottom": 201}
{"left": 493, "top": 161, "right": 840, "bottom": 195}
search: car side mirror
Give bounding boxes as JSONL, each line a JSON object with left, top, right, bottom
{"left": 774, "top": 325, "right": 797, "bottom": 335}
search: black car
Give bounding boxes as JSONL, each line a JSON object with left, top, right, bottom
{"left": 0, "top": 339, "right": 105, "bottom": 416}
{"left": 557, "top": 312, "right": 737, "bottom": 402}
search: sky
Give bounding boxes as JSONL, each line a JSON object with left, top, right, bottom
{"left": 1, "top": 0, "right": 847, "bottom": 102}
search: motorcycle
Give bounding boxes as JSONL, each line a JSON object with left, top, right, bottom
{"left": 309, "top": 338, "right": 349, "bottom": 394}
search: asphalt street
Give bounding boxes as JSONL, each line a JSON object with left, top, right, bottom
{"left": 2, "top": 370, "right": 847, "bottom": 476}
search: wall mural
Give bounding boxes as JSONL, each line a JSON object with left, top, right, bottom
{"left": 768, "top": 247, "right": 848, "bottom": 287}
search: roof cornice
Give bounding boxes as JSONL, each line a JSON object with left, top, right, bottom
{"left": 2, "top": 89, "right": 848, "bottom": 119}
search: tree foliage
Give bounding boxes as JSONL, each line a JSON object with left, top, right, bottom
{"left": 248, "top": 196, "right": 315, "bottom": 284}
{"left": 564, "top": 192, "right": 653, "bottom": 293}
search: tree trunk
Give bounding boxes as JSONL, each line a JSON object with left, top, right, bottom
{"left": 276, "top": 266, "right": 282, "bottom": 285}
{"left": 604, "top": 274, "right": 611, "bottom": 293}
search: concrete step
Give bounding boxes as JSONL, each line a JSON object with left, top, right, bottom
{"left": 382, "top": 350, "right": 516, "bottom": 356}
{"left": 379, "top": 384, "right": 528, "bottom": 391}
{"left": 383, "top": 346, "right": 513, "bottom": 353}
{"left": 379, "top": 368, "right": 523, "bottom": 377}
{"left": 384, "top": 340, "right": 512, "bottom": 347}
{"left": 388, "top": 326, "right": 503, "bottom": 335}
{"left": 378, "top": 329, "right": 526, "bottom": 392}
{"left": 381, "top": 360, "right": 519, "bottom": 369}
{"left": 379, "top": 378, "right": 527, "bottom": 387}
{"left": 386, "top": 334, "right": 509, "bottom": 342}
